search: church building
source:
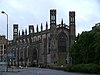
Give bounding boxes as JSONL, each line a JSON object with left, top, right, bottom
{"left": 9, "top": 9, "right": 76, "bottom": 67}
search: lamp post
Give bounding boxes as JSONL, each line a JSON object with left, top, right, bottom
{"left": 1, "top": 11, "right": 8, "bottom": 71}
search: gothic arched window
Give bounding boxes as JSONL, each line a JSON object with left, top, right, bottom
{"left": 58, "top": 32, "right": 67, "bottom": 52}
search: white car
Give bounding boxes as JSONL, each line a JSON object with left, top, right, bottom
{"left": 19, "top": 65, "right": 23, "bottom": 69}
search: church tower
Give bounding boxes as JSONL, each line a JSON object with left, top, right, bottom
{"left": 50, "top": 9, "right": 56, "bottom": 36}
{"left": 13, "top": 24, "right": 18, "bottom": 40}
{"left": 69, "top": 11, "right": 76, "bottom": 46}
{"left": 50, "top": 9, "right": 56, "bottom": 26}
{"left": 50, "top": 9, "right": 57, "bottom": 64}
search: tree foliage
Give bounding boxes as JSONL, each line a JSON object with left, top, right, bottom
{"left": 70, "top": 26, "right": 100, "bottom": 64}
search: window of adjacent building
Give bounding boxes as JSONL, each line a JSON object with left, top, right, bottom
{"left": 4, "top": 45, "right": 6, "bottom": 49}
{"left": 0, "top": 45, "right": 3, "bottom": 49}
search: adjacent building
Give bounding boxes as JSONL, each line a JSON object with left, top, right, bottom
{"left": 9, "top": 9, "right": 76, "bottom": 67}
{"left": 0, "top": 35, "right": 6, "bottom": 62}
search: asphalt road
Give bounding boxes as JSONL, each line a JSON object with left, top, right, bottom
{"left": 4, "top": 67, "right": 96, "bottom": 75}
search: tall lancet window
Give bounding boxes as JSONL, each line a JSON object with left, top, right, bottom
{"left": 58, "top": 32, "right": 67, "bottom": 52}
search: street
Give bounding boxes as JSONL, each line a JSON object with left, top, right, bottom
{"left": 4, "top": 67, "right": 96, "bottom": 75}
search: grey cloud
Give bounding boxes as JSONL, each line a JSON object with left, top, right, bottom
{"left": 0, "top": 0, "right": 100, "bottom": 40}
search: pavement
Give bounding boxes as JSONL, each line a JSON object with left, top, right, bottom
{"left": 1, "top": 67, "right": 97, "bottom": 75}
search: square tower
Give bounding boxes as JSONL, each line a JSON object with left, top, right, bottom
{"left": 69, "top": 11, "right": 76, "bottom": 45}
{"left": 50, "top": 9, "right": 56, "bottom": 27}
{"left": 50, "top": 9, "right": 57, "bottom": 37}
{"left": 13, "top": 24, "right": 18, "bottom": 40}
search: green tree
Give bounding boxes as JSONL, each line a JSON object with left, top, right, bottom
{"left": 70, "top": 26, "right": 100, "bottom": 64}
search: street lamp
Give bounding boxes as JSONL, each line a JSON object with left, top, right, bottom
{"left": 1, "top": 11, "right": 8, "bottom": 71}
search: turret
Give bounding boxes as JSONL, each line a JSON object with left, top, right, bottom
{"left": 19, "top": 30, "right": 20, "bottom": 37}
{"left": 61, "top": 19, "right": 63, "bottom": 27}
{"left": 49, "top": 9, "right": 57, "bottom": 64}
{"left": 41, "top": 23, "right": 43, "bottom": 31}
{"left": 37, "top": 25, "right": 39, "bottom": 33}
{"left": 22, "top": 29, "right": 24, "bottom": 35}
{"left": 25, "top": 28, "right": 27, "bottom": 35}
{"left": 46, "top": 21, "right": 48, "bottom": 30}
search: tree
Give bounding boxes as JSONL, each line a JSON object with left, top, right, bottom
{"left": 70, "top": 26, "right": 100, "bottom": 64}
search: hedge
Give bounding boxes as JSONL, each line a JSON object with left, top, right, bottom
{"left": 65, "top": 64, "right": 100, "bottom": 74}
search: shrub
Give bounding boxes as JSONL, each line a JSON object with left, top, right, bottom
{"left": 65, "top": 64, "right": 100, "bottom": 74}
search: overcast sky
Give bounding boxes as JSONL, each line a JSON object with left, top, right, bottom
{"left": 0, "top": 0, "right": 100, "bottom": 40}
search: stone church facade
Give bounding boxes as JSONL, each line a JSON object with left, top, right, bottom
{"left": 10, "top": 9, "right": 76, "bottom": 67}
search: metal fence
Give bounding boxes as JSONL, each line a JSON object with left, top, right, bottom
{"left": 0, "top": 62, "right": 6, "bottom": 75}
